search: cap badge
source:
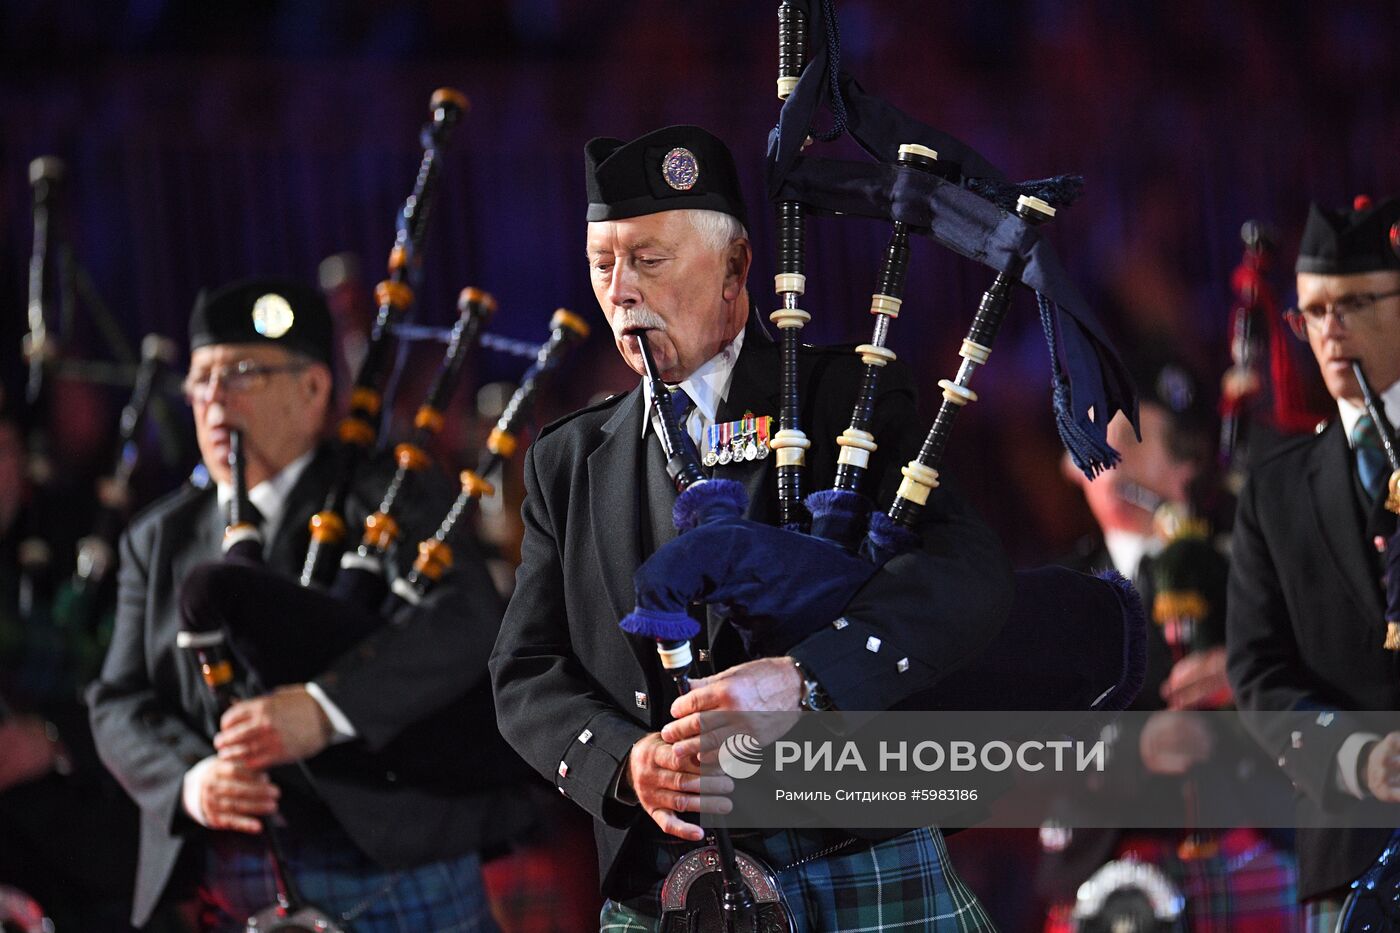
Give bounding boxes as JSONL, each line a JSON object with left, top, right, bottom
{"left": 661, "top": 147, "right": 699, "bottom": 191}
{"left": 251, "top": 293, "right": 295, "bottom": 339}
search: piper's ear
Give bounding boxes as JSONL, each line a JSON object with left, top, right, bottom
{"left": 303, "top": 362, "right": 333, "bottom": 407}
{"left": 722, "top": 237, "right": 752, "bottom": 302}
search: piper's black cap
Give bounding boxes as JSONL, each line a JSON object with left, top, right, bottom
{"left": 189, "top": 277, "right": 334, "bottom": 367}
{"left": 1124, "top": 348, "right": 1211, "bottom": 462}
{"left": 1296, "top": 195, "right": 1400, "bottom": 275}
{"left": 585, "top": 125, "right": 748, "bottom": 228}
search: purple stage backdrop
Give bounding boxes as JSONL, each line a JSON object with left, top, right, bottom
{"left": 2, "top": 0, "right": 1398, "bottom": 562}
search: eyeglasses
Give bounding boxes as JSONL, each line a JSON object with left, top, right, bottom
{"left": 1284, "top": 288, "right": 1400, "bottom": 340}
{"left": 183, "top": 360, "right": 308, "bottom": 403}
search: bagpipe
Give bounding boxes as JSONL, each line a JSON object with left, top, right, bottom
{"left": 170, "top": 87, "right": 584, "bottom": 806}
{"left": 1217, "top": 220, "right": 1322, "bottom": 492}
{"left": 624, "top": 0, "right": 1144, "bottom": 715}
{"left": 299, "top": 87, "right": 470, "bottom": 589}
{"left": 13, "top": 153, "right": 186, "bottom": 697}
{"left": 59, "top": 335, "right": 179, "bottom": 624}
{"left": 617, "top": 3, "right": 1148, "bottom": 929}
{"left": 1217, "top": 222, "right": 1273, "bottom": 489}
{"left": 628, "top": 334, "right": 794, "bottom": 933}
{"left": 177, "top": 87, "right": 479, "bottom": 696}
{"left": 176, "top": 428, "right": 348, "bottom": 933}
{"left": 177, "top": 303, "right": 589, "bottom": 697}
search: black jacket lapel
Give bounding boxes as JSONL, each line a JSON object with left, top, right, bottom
{"left": 588, "top": 390, "right": 648, "bottom": 632}
{"left": 1309, "top": 423, "right": 1385, "bottom": 621}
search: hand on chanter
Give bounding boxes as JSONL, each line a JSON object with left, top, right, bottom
{"left": 662, "top": 656, "right": 804, "bottom": 762}
{"left": 192, "top": 758, "right": 280, "bottom": 834}
{"left": 626, "top": 732, "right": 735, "bottom": 841}
{"left": 214, "top": 684, "right": 333, "bottom": 769}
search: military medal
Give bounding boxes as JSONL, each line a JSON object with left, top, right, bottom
{"left": 741, "top": 414, "right": 758, "bottom": 460}
{"left": 706, "top": 413, "right": 774, "bottom": 467}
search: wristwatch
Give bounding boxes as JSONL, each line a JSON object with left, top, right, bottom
{"left": 791, "top": 658, "right": 832, "bottom": 711}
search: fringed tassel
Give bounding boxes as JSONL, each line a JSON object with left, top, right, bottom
{"left": 965, "top": 174, "right": 1086, "bottom": 212}
{"left": 1038, "top": 292, "right": 1120, "bottom": 479}
{"left": 860, "top": 511, "right": 920, "bottom": 565}
{"left": 805, "top": 489, "right": 873, "bottom": 549}
{"left": 672, "top": 479, "right": 748, "bottom": 532}
{"left": 619, "top": 608, "right": 701, "bottom": 642}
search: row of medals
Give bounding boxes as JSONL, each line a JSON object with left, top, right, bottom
{"left": 703, "top": 432, "right": 770, "bottom": 466}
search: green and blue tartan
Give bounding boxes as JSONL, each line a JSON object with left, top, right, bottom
{"left": 600, "top": 827, "right": 995, "bottom": 932}
{"left": 198, "top": 828, "right": 499, "bottom": 933}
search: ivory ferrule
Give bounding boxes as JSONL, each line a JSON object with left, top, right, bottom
{"left": 770, "top": 307, "right": 811, "bottom": 329}
{"left": 897, "top": 461, "right": 941, "bottom": 505}
{"left": 959, "top": 340, "right": 991, "bottom": 365}
{"left": 658, "top": 641, "right": 693, "bottom": 671}
{"left": 869, "top": 294, "right": 902, "bottom": 318}
{"left": 939, "top": 380, "right": 978, "bottom": 406}
{"left": 774, "top": 272, "right": 806, "bottom": 296}
{"left": 856, "top": 344, "right": 897, "bottom": 367}
{"left": 836, "top": 430, "right": 877, "bottom": 469}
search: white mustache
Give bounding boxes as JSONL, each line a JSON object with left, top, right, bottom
{"left": 613, "top": 307, "right": 667, "bottom": 337}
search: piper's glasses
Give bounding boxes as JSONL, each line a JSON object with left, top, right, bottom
{"left": 1284, "top": 289, "right": 1400, "bottom": 341}
{"left": 183, "top": 360, "right": 308, "bottom": 403}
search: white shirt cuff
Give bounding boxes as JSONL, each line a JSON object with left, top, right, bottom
{"left": 1337, "top": 731, "right": 1382, "bottom": 799}
{"left": 305, "top": 681, "right": 356, "bottom": 743}
{"left": 182, "top": 755, "right": 218, "bottom": 827}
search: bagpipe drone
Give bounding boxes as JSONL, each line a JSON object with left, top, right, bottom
{"left": 617, "top": 4, "right": 1149, "bottom": 930}
{"left": 173, "top": 89, "right": 586, "bottom": 833}
{"left": 624, "top": 0, "right": 1146, "bottom": 718}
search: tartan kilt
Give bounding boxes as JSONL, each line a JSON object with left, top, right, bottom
{"left": 197, "top": 828, "right": 499, "bottom": 933}
{"left": 600, "top": 826, "right": 996, "bottom": 932}
{"left": 1044, "top": 828, "right": 1300, "bottom": 933}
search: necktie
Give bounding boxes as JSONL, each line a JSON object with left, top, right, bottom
{"left": 665, "top": 386, "right": 704, "bottom": 467}
{"left": 221, "top": 498, "right": 266, "bottom": 531}
{"left": 1352, "top": 414, "right": 1389, "bottom": 502}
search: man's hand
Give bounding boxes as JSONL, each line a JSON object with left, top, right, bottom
{"left": 215, "top": 684, "right": 333, "bottom": 769}
{"left": 626, "top": 732, "right": 734, "bottom": 841}
{"left": 1139, "top": 710, "right": 1214, "bottom": 775}
{"left": 1364, "top": 732, "right": 1400, "bottom": 802}
{"left": 194, "top": 759, "right": 280, "bottom": 833}
{"left": 663, "top": 656, "right": 803, "bottom": 760}
{"left": 0, "top": 715, "right": 57, "bottom": 791}
{"left": 1160, "top": 647, "right": 1232, "bottom": 711}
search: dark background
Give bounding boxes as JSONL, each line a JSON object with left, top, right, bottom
{"left": 3, "top": 0, "right": 1397, "bottom": 562}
